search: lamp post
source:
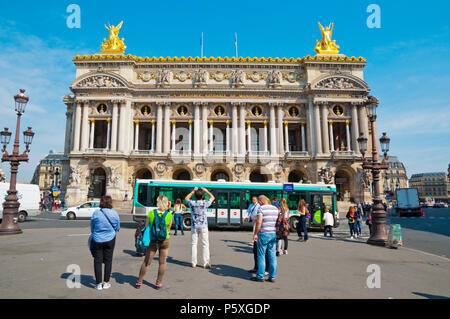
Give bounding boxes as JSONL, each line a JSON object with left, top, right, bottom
{"left": 0, "top": 90, "right": 34, "bottom": 235}
{"left": 357, "top": 96, "right": 390, "bottom": 246}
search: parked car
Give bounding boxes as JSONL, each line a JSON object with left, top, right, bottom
{"left": 60, "top": 201, "right": 100, "bottom": 220}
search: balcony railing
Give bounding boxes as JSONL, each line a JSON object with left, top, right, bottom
{"left": 130, "top": 149, "right": 154, "bottom": 156}
{"left": 285, "top": 151, "right": 309, "bottom": 158}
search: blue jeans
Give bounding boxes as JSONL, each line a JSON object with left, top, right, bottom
{"left": 355, "top": 221, "right": 362, "bottom": 235}
{"left": 349, "top": 223, "right": 356, "bottom": 236}
{"left": 296, "top": 215, "right": 308, "bottom": 240}
{"left": 174, "top": 214, "right": 184, "bottom": 235}
{"left": 324, "top": 225, "right": 333, "bottom": 237}
{"left": 256, "top": 232, "right": 277, "bottom": 280}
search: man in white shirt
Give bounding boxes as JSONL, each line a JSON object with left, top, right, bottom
{"left": 322, "top": 208, "right": 334, "bottom": 237}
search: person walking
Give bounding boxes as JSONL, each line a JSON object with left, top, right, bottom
{"left": 346, "top": 206, "right": 357, "bottom": 238}
{"left": 251, "top": 195, "right": 278, "bottom": 282}
{"left": 90, "top": 195, "right": 120, "bottom": 290}
{"left": 355, "top": 205, "right": 363, "bottom": 237}
{"left": 322, "top": 208, "right": 334, "bottom": 237}
{"left": 185, "top": 187, "right": 215, "bottom": 269}
{"left": 276, "top": 198, "right": 290, "bottom": 255}
{"left": 296, "top": 199, "right": 309, "bottom": 242}
{"left": 366, "top": 212, "right": 373, "bottom": 236}
{"left": 135, "top": 195, "right": 173, "bottom": 289}
{"left": 173, "top": 198, "right": 186, "bottom": 236}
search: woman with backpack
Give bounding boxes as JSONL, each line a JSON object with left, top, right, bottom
{"left": 135, "top": 195, "right": 173, "bottom": 289}
{"left": 89, "top": 195, "right": 120, "bottom": 291}
{"left": 276, "top": 198, "right": 290, "bottom": 255}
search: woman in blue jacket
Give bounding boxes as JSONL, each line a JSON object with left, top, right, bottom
{"left": 90, "top": 196, "right": 120, "bottom": 290}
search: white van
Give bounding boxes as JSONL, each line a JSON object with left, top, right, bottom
{"left": 0, "top": 183, "right": 40, "bottom": 222}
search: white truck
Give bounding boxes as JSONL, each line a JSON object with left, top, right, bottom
{"left": 0, "top": 183, "right": 40, "bottom": 222}
{"left": 395, "top": 188, "right": 422, "bottom": 217}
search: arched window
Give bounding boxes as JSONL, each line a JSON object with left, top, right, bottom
{"left": 250, "top": 171, "right": 267, "bottom": 183}
{"left": 211, "top": 171, "right": 230, "bottom": 182}
{"left": 173, "top": 170, "right": 191, "bottom": 181}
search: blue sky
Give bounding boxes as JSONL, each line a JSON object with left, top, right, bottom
{"left": 0, "top": 0, "right": 449, "bottom": 182}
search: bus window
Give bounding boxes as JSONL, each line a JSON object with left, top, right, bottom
{"left": 174, "top": 188, "right": 191, "bottom": 205}
{"left": 322, "top": 194, "right": 333, "bottom": 212}
{"left": 158, "top": 187, "right": 174, "bottom": 204}
{"left": 217, "top": 192, "right": 228, "bottom": 207}
{"left": 137, "top": 184, "right": 152, "bottom": 206}
{"left": 230, "top": 192, "right": 241, "bottom": 209}
{"left": 288, "top": 191, "right": 307, "bottom": 210}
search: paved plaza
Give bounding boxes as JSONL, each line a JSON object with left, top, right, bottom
{"left": 0, "top": 219, "right": 449, "bottom": 299}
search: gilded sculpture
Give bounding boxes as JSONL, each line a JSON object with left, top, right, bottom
{"left": 314, "top": 22, "right": 340, "bottom": 55}
{"left": 101, "top": 21, "right": 126, "bottom": 54}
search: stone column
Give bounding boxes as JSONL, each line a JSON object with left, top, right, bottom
{"left": 345, "top": 120, "right": 351, "bottom": 151}
{"left": 209, "top": 121, "right": 214, "bottom": 153}
{"left": 231, "top": 103, "right": 238, "bottom": 156}
{"left": 110, "top": 101, "right": 118, "bottom": 152}
{"left": 64, "top": 110, "right": 72, "bottom": 155}
{"left": 89, "top": 119, "right": 95, "bottom": 149}
{"left": 313, "top": 102, "right": 322, "bottom": 156}
{"left": 118, "top": 101, "right": 127, "bottom": 153}
{"left": 188, "top": 121, "right": 192, "bottom": 153}
{"left": 277, "top": 104, "right": 284, "bottom": 154}
{"left": 202, "top": 104, "right": 208, "bottom": 154}
{"left": 269, "top": 103, "right": 277, "bottom": 156}
{"left": 226, "top": 121, "right": 230, "bottom": 154}
{"left": 80, "top": 102, "right": 90, "bottom": 152}
{"left": 151, "top": 121, "right": 155, "bottom": 152}
{"left": 171, "top": 121, "right": 176, "bottom": 151}
{"left": 301, "top": 123, "right": 306, "bottom": 152}
{"left": 163, "top": 103, "right": 171, "bottom": 154}
{"left": 306, "top": 98, "right": 315, "bottom": 155}
{"left": 239, "top": 103, "right": 246, "bottom": 156}
{"left": 329, "top": 120, "right": 334, "bottom": 152}
{"left": 134, "top": 121, "right": 139, "bottom": 151}
{"left": 156, "top": 103, "right": 163, "bottom": 154}
{"left": 247, "top": 121, "right": 251, "bottom": 154}
{"left": 351, "top": 103, "right": 361, "bottom": 154}
{"left": 263, "top": 121, "right": 268, "bottom": 153}
{"left": 321, "top": 104, "right": 330, "bottom": 154}
{"left": 194, "top": 103, "right": 200, "bottom": 155}
{"left": 284, "top": 122, "right": 289, "bottom": 152}
{"left": 106, "top": 119, "right": 111, "bottom": 150}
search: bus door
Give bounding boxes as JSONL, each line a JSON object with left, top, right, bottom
{"left": 215, "top": 191, "right": 242, "bottom": 226}
{"left": 310, "top": 193, "right": 324, "bottom": 228}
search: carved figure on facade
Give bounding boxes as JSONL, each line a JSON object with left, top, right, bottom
{"left": 194, "top": 163, "right": 205, "bottom": 176}
{"left": 101, "top": 21, "right": 126, "bottom": 54}
{"left": 230, "top": 69, "right": 245, "bottom": 87}
{"left": 194, "top": 69, "right": 209, "bottom": 87}
{"left": 155, "top": 162, "right": 167, "bottom": 177}
{"left": 316, "top": 77, "right": 361, "bottom": 90}
{"left": 157, "top": 69, "right": 173, "bottom": 86}
{"left": 318, "top": 167, "right": 334, "bottom": 184}
{"left": 314, "top": 22, "right": 339, "bottom": 55}
{"left": 267, "top": 70, "right": 282, "bottom": 87}
{"left": 69, "top": 165, "right": 83, "bottom": 186}
{"left": 108, "top": 165, "right": 121, "bottom": 187}
{"left": 77, "top": 75, "right": 124, "bottom": 88}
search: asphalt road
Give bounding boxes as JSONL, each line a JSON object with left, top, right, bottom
{"left": 20, "top": 207, "right": 450, "bottom": 259}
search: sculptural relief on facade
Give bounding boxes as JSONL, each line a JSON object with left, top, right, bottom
{"left": 157, "top": 69, "right": 173, "bottom": 87}
{"left": 76, "top": 75, "right": 125, "bottom": 88}
{"left": 318, "top": 166, "right": 334, "bottom": 184}
{"left": 267, "top": 70, "right": 282, "bottom": 87}
{"left": 230, "top": 69, "right": 245, "bottom": 87}
{"left": 315, "top": 77, "right": 361, "bottom": 90}
{"left": 194, "top": 69, "right": 209, "bottom": 87}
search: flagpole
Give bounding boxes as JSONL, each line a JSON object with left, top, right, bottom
{"left": 235, "top": 32, "right": 238, "bottom": 58}
{"left": 201, "top": 32, "right": 204, "bottom": 58}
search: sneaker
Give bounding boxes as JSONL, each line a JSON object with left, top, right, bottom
{"left": 297, "top": 238, "right": 304, "bottom": 241}
{"left": 155, "top": 283, "right": 162, "bottom": 290}
{"left": 103, "top": 282, "right": 111, "bottom": 289}
{"left": 95, "top": 283, "right": 103, "bottom": 290}
{"left": 191, "top": 264, "right": 197, "bottom": 268}
{"left": 268, "top": 278, "right": 276, "bottom": 283}
{"left": 135, "top": 282, "right": 142, "bottom": 289}
{"left": 283, "top": 250, "right": 288, "bottom": 255}
{"left": 265, "top": 271, "right": 269, "bottom": 276}
{"left": 250, "top": 277, "right": 265, "bottom": 282}
{"left": 203, "top": 264, "right": 211, "bottom": 269}
{"left": 351, "top": 236, "right": 354, "bottom": 239}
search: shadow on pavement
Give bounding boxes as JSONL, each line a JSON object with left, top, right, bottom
{"left": 412, "top": 292, "right": 450, "bottom": 299}
{"left": 111, "top": 272, "right": 152, "bottom": 288}
{"left": 208, "top": 264, "right": 250, "bottom": 280}
{"left": 122, "top": 249, "right": 144, "bottom": 257}
{"left": 166, "top": 256, "right": 192, "bottom": 268}
{"left": 60, "top": 273, "right": 96, "bottom": 289}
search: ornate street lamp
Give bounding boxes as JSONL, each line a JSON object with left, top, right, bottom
{"left": 357, "top": 96, "right": 390, "bottom": 246}
{"left": 0, "top": 90, "right": 34, "bottom": 235}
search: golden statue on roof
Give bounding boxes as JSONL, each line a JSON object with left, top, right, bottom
{"left": 314, "top": 22, "right": 340, "bottom": 55}
{"left": 101, "top": 21, "right": 126, "bottom": 54}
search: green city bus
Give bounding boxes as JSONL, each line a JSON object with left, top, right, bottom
{"left": 132, "top": 179, "right": 339, "bottom": 231}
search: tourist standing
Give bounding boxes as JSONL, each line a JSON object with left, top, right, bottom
{"left": 346, "top": 207, "right": 357, "bottom": 238}
{"left": 251, "top": 195, "right": 278, "bottom": 282}
{"left": 185, "top": 187, "right": 215, "bottom": 268}
{"left": 322, "top": 208, "right": 334, "bottom": 237}
{"left": 276, "top": 198, "right": 290, "bottom": 255}
{"left": 355, "top": 205, "right": 363, "bottom": 237}
{"left": 136, "top": 195, "right": 173, "bottom": 289}
{"left": 90, "top": 195, "right": 120, "bottom": 290}
{"left": 296, "top": 199, "right": 309, "bottom": 242}
{"left": 173, "top": 198, "right": 186, "bottom": 236}
{"left": 247, "top": 196, "right": 269, "bottom": 273}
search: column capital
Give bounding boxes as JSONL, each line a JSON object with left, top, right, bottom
{"left": 171, "top": 120, "right": 176, "bottom": 126}
{"left": 89, "top": 119, "right": 95, "bottom": 124}
{"left": 188, "top": 120, "right": 192, "bottom": 125}
{"left": 106, "top": 119, "right": 111, "bottom": 124}
{"left": 226, "top": 120, "right": 230, "bottom": 126}
{"left": 134, "top": 120, "right": 140, "bottom": 125}
{"left": 284, "top": 121, "right": 289, "bottom": 127}
{"left": 263, "top": 120, "right": 268, "bottom": 127}
{"left": 329, "top": 120, "right": 333, "bottom": 125}
{"left": 152, "top": 120, "right": 156, "bottom": 125}
{"left": 345, "top": 120, "right": 350, "bottom": 126}
{"left": 209, "top": 120, "right": 214, "bottom": 126}
{"left": 300, "top": 122, "right": 305, "bottom": 127}
{"left": 246, "top": 121, "right": 251, "bottom": 126}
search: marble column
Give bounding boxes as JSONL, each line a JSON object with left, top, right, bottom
{"left": 263, "top": 121, "right": 268, "bottom": 153}
{"left": 247, "top": 121, "right": 251, "bottom": 154}
{"left": 64, "top": 110, "right": 72, "bottom": 155}
{"left": 156, "top": 103, "right": 163, "bottom": 154}
{"left": 321, "top": 104, "right": 330, "bottom": 154}
{"left": 89, "top": 119, "right": 95, "bottom": 149}
{"left": 110, "top": 102, "right": 118, "bottom": 151}
{"left": 239, "top": 104, "right": 246, "bottom": 156}
{"left": 163, "top": 103, "right": 171, "bottom": 154}
{"left": 277, "top": 105, "right": 284, "bottom": 154}
{"left": 171, "top": 121, "right": 176, "bottom": 151}
{"left": 226, "top": 121, "right": 230, "bottom": 154}
{"left": 80, "top": 102, "right": 90, "bottom": 152}
{"left": 284, "top": 122, "right": 289, "bottom": 152}
{"left": 209, "top": 121, "right": 214, "bottom": 153}
{"left": 134, "top": 121, "right": 139, "bottom": 151}
{"left": 231, "top": 103, "right": 238, "bottom": 156}
{"left": 313, "top": 102, "right": 322, "bottom": 156}
{"left": 202, "top": 104, "right": 208, "bottom": 154}
{"left": 118, "top": 101, "right": 127, "bottom": 153}
{"left": 188, "top": 121, "right": 192, "bottom": 153}
{"left": 352, "top": 103, "right": 361, "bottom": 154}
{"left": 306, "top": 99, "right": 315, "bottom": 155}
{"left": 194, "top": 103, "right": 200, "bottom": 155}
{"left": 329, "top": 121, "right": 334, "bottom": 152}
{"left": 151, "top": 121, "right": 155, "bottom": 152}
{"left": 301, "top": 123, "right": 306, "bottom": 152}
{"left": 269, "top": 104, "right": 277, "bottom": 156}
{"left": 345, "top": 120, "right": 351, "bottom": 151}
{"left": 106, "top": 119, "right": 111, "bottom": 150}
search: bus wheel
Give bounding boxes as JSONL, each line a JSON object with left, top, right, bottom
{"left": 18, "top": 211, "right": 27, "bottom": 223}
{"left": 289, "top": 216, "right": 300, "bottom": 233}
{"left": 182, "top": 214, "right": 191, "bottom": 231}
{"left": 67, "top": 212, "right": 76, "bottom": 220}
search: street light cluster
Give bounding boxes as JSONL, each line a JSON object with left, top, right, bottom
{"left": 0, "top": 89, "right": 35, "bottom": 235}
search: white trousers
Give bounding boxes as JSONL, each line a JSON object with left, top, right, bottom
{"left": 191, "top": 227, "right": 210, "bottom": 266}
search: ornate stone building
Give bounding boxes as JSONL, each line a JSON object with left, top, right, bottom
{"left": 409, "top": 172, "right": 449, "bottom": 202}
{"left": 63, "top": 22, "right": 375, "bottom": 206}
{"left": 381, "top": 156, "right": 408, "bottom": 197}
